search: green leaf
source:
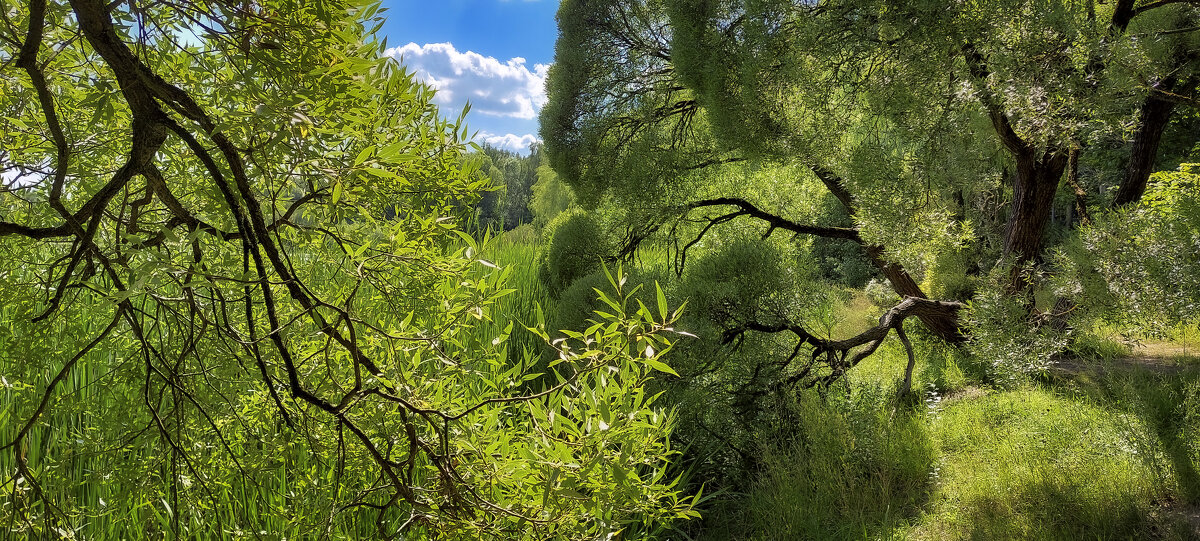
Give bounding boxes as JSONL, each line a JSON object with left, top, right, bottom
{"left": 363, "top": 167, "right": 395, "bottom": 178}
{"left": 656, "top": 282, "right": 668, "bottom": 321}
{"left": 353, "top": 146, "right": 373, "bottom": 166}
{"left": 644, "top": 358, "right": 679, "bottom": 377}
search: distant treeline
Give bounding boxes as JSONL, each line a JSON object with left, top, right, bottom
{"left": 468, "top": 143, "right": 574, "bottom": 233}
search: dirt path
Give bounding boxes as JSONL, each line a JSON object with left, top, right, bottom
{"left": 1051, "top": 340, "right": 1200, "bottom": 378}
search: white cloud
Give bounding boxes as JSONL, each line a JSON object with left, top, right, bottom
{"left": 477, "top": 132, "right": 540, "bottom": 153}
{"left": 386, "top": 42, "right": 549, "bottom": 120}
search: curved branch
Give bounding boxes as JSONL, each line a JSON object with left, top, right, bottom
{"left": 720, "top": 297, "right": 965, "bottom": 393}
{"left": 962, "top": 42, "right": 1030, "bottom": 156}
{"left": 684, "top": 197, "right": 863, "bottom": 241}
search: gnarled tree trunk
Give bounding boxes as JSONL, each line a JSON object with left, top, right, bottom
{"left": 1004, "top": 151, "right": 1068, "bottom": 265}
{"left": 1113, "top": 76, "right": 1192, "bottom": 207}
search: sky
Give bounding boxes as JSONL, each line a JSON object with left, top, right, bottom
{"left": 379, "top": 0, "right": 560, "bottom": 154}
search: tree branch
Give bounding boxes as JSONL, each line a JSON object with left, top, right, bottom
{"left": 962, "top": 42, "right": 1030, "bottom": 156}
{"left": 684, "top": 197, "right": 863, "bottom": 241}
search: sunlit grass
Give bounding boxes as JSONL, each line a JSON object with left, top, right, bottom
{"left": 913, "top": 386, "right": 1187, "bottom": 540}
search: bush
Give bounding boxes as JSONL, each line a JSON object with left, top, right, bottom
{"left": 538, "top": 209, "right": 611, "bottom": 297}
{"left": 964, "top": 265, "right": 1067, "bottom": 387}
{"left": 1055, "top": 164, "right": 1200, "bottom": 336}
{"left": 922, "top": 248, "right": 977, "bottom": 302}
{"left": 677, "top": 236, "right": 815, "bottom": 328}
{"left": 695, "top": 387, "right": 935, "bottom": 540}
{"left": 503, "top": 222, "right": 541, "bottom": 245}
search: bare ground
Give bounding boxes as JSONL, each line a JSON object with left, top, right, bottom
{"left": 1052, "top": 340, "right": 1200, "bottom": 378}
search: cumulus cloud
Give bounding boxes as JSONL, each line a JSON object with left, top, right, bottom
{"left": 477, "top": 132, "right": 540, "bottom": 153}
{"left": 386, "top": 42, "right": 549, "bottom": 120}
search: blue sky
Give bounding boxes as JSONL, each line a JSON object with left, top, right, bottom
{"left": 379, "top": 0, "right": 560, "bottom": 153}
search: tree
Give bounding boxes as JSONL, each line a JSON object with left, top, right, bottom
{"left": 471, "top": 143, "right": 540, "bottom": 232}
{"left": 542, "top": 0, "right": 1199, "bottom": 389}
{"left": 0, "top": 1, "right": 692, "bottom": 537}
{"left": 530, "top": 157, "right": 575, "bottom": 228}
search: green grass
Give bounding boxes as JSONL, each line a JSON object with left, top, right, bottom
{"left": 735, "top": 388, "right": 934, "bottom": 541}
{"left": 678, "top": 333, "right": 1200, "bottom": 540}
{"left": 914, "top": 386, "right": 1186, "bottom": 540}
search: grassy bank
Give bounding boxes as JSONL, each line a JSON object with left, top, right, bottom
{"left": 680, "top": 333, "right": 1200, "bottom": 540}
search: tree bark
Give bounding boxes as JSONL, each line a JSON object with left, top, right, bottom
{"left": 809, "top": 164, "right": 965, "bottom": 342}
{"left": 1113, "top": 77, "right": 1186, "bottom": 207}
{"left": 1003, "top": 151, "right": 1068, "bottom": 265}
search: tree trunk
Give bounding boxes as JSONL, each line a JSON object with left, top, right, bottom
{"left": 1113, "top": 78, "right": 1182, "bottom": 207}
{"left": 864, "top": 245, "right": 964, "bottom": 342}
{"left": 1004, "top": 151, "right": 1068, "bottom": 268}
{"left": 809, "top": 165, "right": 965, "bottom": 342}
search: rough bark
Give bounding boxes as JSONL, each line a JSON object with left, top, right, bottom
{"left": 964, "top": 42, "right": 1069, "bottom": 277}
{"left": 1004, "top": 151, "right": 1068, "bottom": 264}
{"left": 1113, "top": 76, "right": 1189, "bottom": 207}
{"left": 1065, "top": 148, "right": 1091, "bottom": 226}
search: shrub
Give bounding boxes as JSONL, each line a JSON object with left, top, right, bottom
{"left": 965, "top": 298, "right": 1066, "bottom": 387}
{"left": 1055, "top": 164, "right": 1200, "bottom": 336}
{"left": 677, "top": 236, "right": 815, "bottom": 328}
{"left": 538, "top": 209, "right": 611, "bottom": 297}
{"left": 864, "top": 277, "right": 899, "bottom": 307}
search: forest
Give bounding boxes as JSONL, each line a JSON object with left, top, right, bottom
{"left": 1, "top": 0, "right": 1199, "bottom": 539}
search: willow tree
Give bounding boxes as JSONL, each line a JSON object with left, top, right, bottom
{"left": 542, "top": 0, "right": 1199, "bottom": 386}
{"left": 0, "top": 0, "right": 693, "bottom": 538}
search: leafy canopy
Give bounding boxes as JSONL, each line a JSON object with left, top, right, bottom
{"left": 0, "top": 0, "right": 693, "bottom": 537}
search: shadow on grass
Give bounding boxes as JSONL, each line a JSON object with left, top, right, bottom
{"left": 1060, "top": 363, "right": 1200, "bottom": 505}
{"left": 921, "top": 384, "right": 1198, "bottom": 541}
{"left": 689, "top": 387, "right": 937, "bottom": 540}
{"left": 955, "top": 474, "right": 1171, "bottom": 541}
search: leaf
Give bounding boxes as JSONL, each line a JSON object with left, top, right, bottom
{"left": 645, "top": 358, "right": 679, "bottom": 377}
{"left": 543, "top": 468, "right": 560, "bottom": 508}
{"left": 353, "top": 146, "right": 374, "bottom": 166}
{"left": 332, "top": 181, "right": 343, "bottom": 204}
{"left": 363, "top": 167, "right": 395, "bottom": 179}
{"left": 656, "top": 282, "right": 668, "bottom": 321}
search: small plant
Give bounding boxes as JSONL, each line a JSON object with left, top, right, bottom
{"left": 964, "top": 267, "right": 1067, "bottom": 386}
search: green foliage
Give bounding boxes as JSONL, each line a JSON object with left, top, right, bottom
{"left": 667, "top": 234, "right": 838, "bottom": 424}
{"left": 921, "top": 248, "right": 978, "bottom": 302}
{"left": 0, "top": 2, "right": 693, "bottom": 537}
{"left": 964, "top": 272, "right": 1068, "bottom": 386}
{"left": 924, "top": 388, "right": 1183, "bottom": 540}
{"left": 726, "top": 388, "right": 935, "bottom": 540}
{"left": 1058, "top": 164, "right": 1200, "bottom": 334}
{"left": 554, "top": 269, "right": 657, "bottom": 337}
{"left": 469, "top": 144, "right": 543, "bottom": 232}
{"left": 678, "top": 234, "right": 823, "bottom": 330}
{"left": 538, "top": 209, "right": 612, "bottom": 297}
{"left": 530, "top": 160, "right": 575, "bottom": 228}
{"left": 864, "top": 278, "right": 900, "bottom": 308}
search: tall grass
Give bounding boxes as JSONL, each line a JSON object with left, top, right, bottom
{"left": 703, "top": 386, "right": 935, "bottom": 541}
{"left": 917, "top": 386, "right": 1185, "bottom": 540}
